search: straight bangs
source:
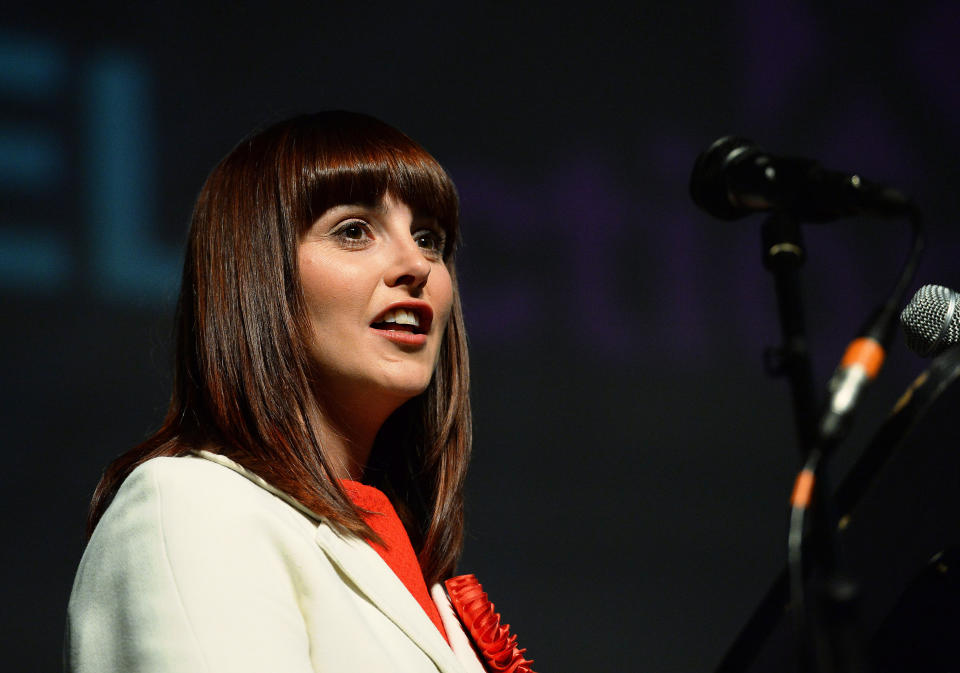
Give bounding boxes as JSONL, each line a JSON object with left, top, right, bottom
{"left": 277, "top": 112, "right": 460, "bottom": 260}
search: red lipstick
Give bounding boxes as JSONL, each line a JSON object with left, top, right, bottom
{"left": 369, "top": 300, "right": 433, "bottom": 346}
{"left": 371, "top": 328, "right": 428, "bottom": 346}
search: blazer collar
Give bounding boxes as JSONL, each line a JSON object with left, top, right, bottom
{"left": 192, "top": 450, "right": 465, "bottom": 673}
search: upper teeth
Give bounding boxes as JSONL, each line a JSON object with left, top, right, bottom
{"left": 379, "top": 308, "right": 420, "bottom": 327}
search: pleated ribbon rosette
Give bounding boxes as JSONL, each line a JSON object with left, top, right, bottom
{"left": 444, "top": 574, "right": 536, "bottom": 673}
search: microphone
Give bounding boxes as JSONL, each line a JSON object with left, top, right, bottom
{"left": 900, "top": 284, "right": 960, "bottom": 357}
{"left": 690, "top": 136, "right": 913, "bottom": 222}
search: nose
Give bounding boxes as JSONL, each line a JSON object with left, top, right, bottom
{"left": 384, "top": 235, "right": 431, "bottom": 291}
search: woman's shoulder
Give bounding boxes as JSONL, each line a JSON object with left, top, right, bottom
{"left": 122, "top": 451, "right": 248, "bottom": 493}
{"left": 96, "top": 452, "right": 319, "bottom": 546}
{"left": 117, "top": 452, "right": 275, "bottom": 511}
{"left": 68, "top": 455, "right": 338, "bottom": 673}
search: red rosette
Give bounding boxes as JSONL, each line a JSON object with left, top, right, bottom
{"left": 445, "top": 574, "right": 536, "bottom": 673}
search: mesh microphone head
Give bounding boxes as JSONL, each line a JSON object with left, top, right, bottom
{"left": 900, "top": 284, "right": 960, "bottom": 357}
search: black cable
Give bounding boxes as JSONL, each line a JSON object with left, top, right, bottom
{"left": 788, "top": 206, "right": 925, "bottom": 672}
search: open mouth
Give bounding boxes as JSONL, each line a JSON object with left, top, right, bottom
{"left": 370, "top": 306, "right": 431, "bottom": 335}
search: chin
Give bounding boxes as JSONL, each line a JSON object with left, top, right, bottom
{"left": 373, "top": 361, "right": 436, "bottom": 399}
{"left": 381, "top": 377, "right": 432, "bottom": 402}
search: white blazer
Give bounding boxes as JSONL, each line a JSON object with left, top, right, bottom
{"left": 65, "top": 452, "right": 486, "bottom": 673}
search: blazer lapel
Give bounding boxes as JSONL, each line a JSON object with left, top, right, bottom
{"left": 313, "top": 525, "right": 465, "bottom": 673}
{"left": 431, "top": 583, "right": 488, "bottom": 673}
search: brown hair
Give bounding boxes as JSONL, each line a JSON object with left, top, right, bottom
{"left": 87, "top": 111, "right": 472, "bottom": 584}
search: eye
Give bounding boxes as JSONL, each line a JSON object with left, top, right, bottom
{"left": 414, "top": 228, "right": 446, "bottom": 257}
{"left": 331, "top": 219, "right": 372, "bottom": 247}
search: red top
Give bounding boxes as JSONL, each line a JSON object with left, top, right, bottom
{"left": 340, "top": 480, "right": 448, "bottom": 642}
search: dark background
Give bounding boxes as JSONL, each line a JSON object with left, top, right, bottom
{"left": 4, "top": 2, "right": 960, "bottom": 671}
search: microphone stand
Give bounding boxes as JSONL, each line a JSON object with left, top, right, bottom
{"left": 761, "top": 211, "right": 818, "bottom": 458}
{"left": 692, "top": 135, "right": 927, "bottom": 673}
{"left": 761, "top": 211, "right": 868, "bottom": 673}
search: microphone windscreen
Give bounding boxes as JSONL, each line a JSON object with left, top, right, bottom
{"left": 689, "top": 136, "right": 758, "bottom": 221}
{"left": 900, "top": 285, "right": 960, "bottom": 357}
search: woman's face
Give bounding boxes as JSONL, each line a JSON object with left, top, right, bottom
{"left": 298, "top": 193, "right": 453, "bottom": 414}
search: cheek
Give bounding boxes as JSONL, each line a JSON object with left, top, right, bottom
{"left": 299, "top": 254, "right": 363, "bottom": 322}
{"left": 431, "top": 268, "right": 455, "bottom": 335}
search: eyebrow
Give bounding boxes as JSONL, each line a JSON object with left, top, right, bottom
{"left": 326, "top": 201, "right": 437, "bottom": 222}
{"left": 326, "top": 201, "right": 381, "bottom": 213}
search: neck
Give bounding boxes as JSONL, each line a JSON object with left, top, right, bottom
{"left": 312, "top": 391, "right": 403, "bottom": 481}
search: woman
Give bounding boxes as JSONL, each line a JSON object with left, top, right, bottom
{"left": 66, "top": 112, "right": 527, "bottom": 673}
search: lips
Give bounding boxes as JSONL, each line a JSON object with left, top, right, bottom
{"left": 370, "top": 302, "right": 434, "bottom": 335}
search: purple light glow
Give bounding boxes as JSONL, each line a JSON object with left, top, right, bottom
{"left": 735, "top": 0, "right": 823, "bottom": 126}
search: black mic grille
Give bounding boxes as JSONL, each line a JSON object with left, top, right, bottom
{"left": 689, "top": 136, "right": 758, "bottom": 221}
{"left": 900, "top": 284, "right": 960, "bottom": 356}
